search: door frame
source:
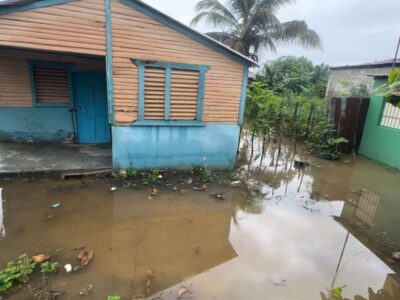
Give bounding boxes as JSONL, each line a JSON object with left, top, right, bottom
{"left": 71, "top": 69, "right": 111, "bottom": 144}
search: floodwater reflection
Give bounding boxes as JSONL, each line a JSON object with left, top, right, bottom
{"left": 0, "top": 144, "right": 399, "bottom": 299}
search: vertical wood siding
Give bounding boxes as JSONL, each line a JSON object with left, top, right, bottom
{"left": 111, "top": 0, "right": 244, "bottom": 124}
{"left": 0, "top": 49, "right": 104, "bottom": 107}
{"left": 0, "top": 0, "right": 106, "bottom": 56}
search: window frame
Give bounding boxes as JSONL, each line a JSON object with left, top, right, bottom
{"left": 379, "top": 100, "right": 400, "bottom": 130}
{"left": 27, "top": 60, "right": 73, "bottom": 108}
{"left": 131, "top": 59, "right": 210, "bottom": 126}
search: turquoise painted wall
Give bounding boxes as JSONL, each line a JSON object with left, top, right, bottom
{"left": 112, "top": 124, "right": 240, "bottom": 169}
{"left": 359, "top": 80, "right": 400, "bottom": 170}
{"left": 0, "top": 107, "right": 74, "bottom": 142}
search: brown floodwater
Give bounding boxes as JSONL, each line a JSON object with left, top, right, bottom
{"left": 0, "top": 143, "right": 400, "bottom": 300}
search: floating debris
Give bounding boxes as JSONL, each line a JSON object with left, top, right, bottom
{"left": 111, "top": 187, "right": 118, "bottom": 192}
{"left": 179, "top": 189, "right": 186, "bottom": 196}
{"left": 145, "top": 269, "right": 155, "bottom": 296}
{"left": 32, "top": 254, "right": 51, "bottom": 263}
{"left": 151, "top": 186, "right": 159, "bottom": 196}
{"left": 78, "top": 248, "right": 94, "bottom": 268}
{"left": 230, "top": 180, "right": 241, "bottom": 187}
{"left": 64, "top": 264, "right": 72, "bottom": 273}
{"left": 193, "top": 184, "right": 208, "bottom": 191}
{"left": 211, "top": 193, "right": 225, "bottom": 201}
{"left": 44, "top": 214, "right": 55, "bottom": 221}
{"left": 79, "top": 284, "right": 93, "bottom": 296}
{"left": 177, "top": 286, "right": 193, "bottom": 299}
{"left": 272, "top": 279, "right": 287, "bottom": 286}
{"left": 52, "top": 203, "right": 61, "bottom": 208}
{"left": 119, "top": 169, "right": 128, "bottom": 179}
{"left": 392, "top": 252, "right": 400, "bottom": 260}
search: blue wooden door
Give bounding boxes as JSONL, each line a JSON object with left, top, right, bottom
{"left": 74, "top": 72, "right": 110, "bottom": 144}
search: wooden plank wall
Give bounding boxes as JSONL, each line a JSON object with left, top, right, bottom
{"left": 111, "top": 0, "right": 244, "bottom": 124}
{"left": 0, "top": 48, "right": 105, "bottom": 107}
{"left": 0, "top": 0, "right": 106, "bottom": 56}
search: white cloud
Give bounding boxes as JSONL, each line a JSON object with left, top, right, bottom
{"left": 142, "top": 0, "right": 400, "bottom": 66}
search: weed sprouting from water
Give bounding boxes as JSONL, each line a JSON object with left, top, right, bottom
{"left": 40, "top": 261, "right": 59, "bottom": 274}
{"left": 0, "top": 253, "right": 36, "bottom": 292}
{"left": 143, "top": 168, "right": 161, "bottom": 185}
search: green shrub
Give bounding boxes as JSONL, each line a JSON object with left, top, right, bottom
{"left": 0, "top": 254, "right": 36, "bottom": 292}
{"left": 202, "top": 168, "right": 215, "bottom": 183}
{"left": 40, "top": 261, "right": 59, "bottom": 273}
{"left": 143, "top": 168, "right": 161, "bottom": 185}
{"left": 107, "top": 296, "right": 121, "bottom": 300}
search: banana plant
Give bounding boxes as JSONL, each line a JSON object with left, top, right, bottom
{"left": 372, "top": 68, "right": 400, "bottom": 108}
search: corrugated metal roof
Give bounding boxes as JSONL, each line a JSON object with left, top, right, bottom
{"left": 331, "top": 58, "right": 400, "bottom": 70}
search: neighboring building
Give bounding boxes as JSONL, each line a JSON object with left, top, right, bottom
{"left": 326, "top": 59, "right": 399, "bottom": 98}
{"left": 0, "top": 0, "right": 255, "bottom": 169}
{"left": 359, "top": 76, "right": 400, "bottom": 170}
{"left": 326, "top": 59, "right": 400, "bottom": 170}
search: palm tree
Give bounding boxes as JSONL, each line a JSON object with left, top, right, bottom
{"left": 191, "top": 0, "right": 322, "bottom": 61}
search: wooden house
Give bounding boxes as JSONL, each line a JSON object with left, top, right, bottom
{"left": 0, "top": 0, "right": 255, "bottom": 169}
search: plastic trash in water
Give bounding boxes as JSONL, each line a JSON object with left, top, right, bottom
{"left": 64, "top": 264, "right": 72, "bottom": 273}
{"left": 52, "top": 203, "right": 61, "bottom": 208}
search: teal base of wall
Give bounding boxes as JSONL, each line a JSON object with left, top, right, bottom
{"left": 359, "top": 90, "right": 400, "bottom": 170}
{"left": 0, "top": 107, "right": 74, "bottom": 142}
{"left": 112, "top": 124, "right": 240, "bottom": 169}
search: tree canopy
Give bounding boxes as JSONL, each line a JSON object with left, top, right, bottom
{"left": 260, "top": 56, "right": 330, "bottom": 98}
{"left": 191, "top": 0, "right": 322, "bottom": 61}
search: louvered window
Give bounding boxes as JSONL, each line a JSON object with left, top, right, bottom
{"left": 30, "top": 63, "right": 70, "bottom": 105}
{"left": 170, "top": 70, "right": 199, "bottom": 120}
{"left": 144, "top": 67, "right": 165, "bottom": 120}
{"left": 134, "top": 60, "right": 209, "bottom": 124}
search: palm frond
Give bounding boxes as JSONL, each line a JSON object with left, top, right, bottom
{"left": 191, "top": 11, "right": 235, "bottom": 27}
{"left": 191, "top": 0, "right": 237, "bottom": 26}
{"left": 275, "top": 20, "right": 322, "bottom": 49}
{"left": 206, "top": 31, "right": 235, "bottom": 43}
{"left": 191, "top": 0, "right": 321, "bottom": 61}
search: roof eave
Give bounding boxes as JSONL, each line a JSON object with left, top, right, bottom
{"left": 0, "top": 0, "right": 74, "bottom": 16}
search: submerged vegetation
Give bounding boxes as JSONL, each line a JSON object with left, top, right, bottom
{"left": 244, "top": 56, "right": 348, "bottom": 161}
{"left": 0, "top": 254, "right": 36, "bottom": 293}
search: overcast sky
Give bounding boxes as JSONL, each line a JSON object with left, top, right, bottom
{"left": 142, "top": 0, "right": 400, "bottom": 67}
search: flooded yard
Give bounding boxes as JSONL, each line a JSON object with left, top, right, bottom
{"left": 0, "top": 144, "right": 400, "bottom": 299}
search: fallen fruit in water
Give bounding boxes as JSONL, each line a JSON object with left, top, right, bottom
{"left": 32, "top": 254, "right": 51, "bottom": 263}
